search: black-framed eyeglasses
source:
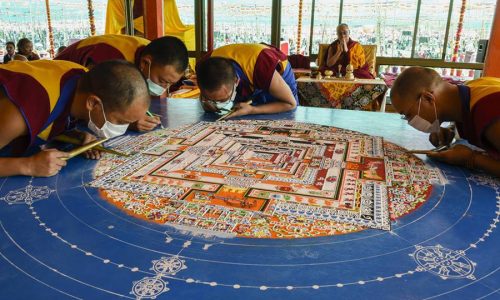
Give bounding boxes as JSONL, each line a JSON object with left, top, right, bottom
{"left": 200, "top": 85, "right": 236, "bottom": 108}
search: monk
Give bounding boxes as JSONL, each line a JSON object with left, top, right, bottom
{"left": 322, "top": 23, "right": 373, "bottom": 79}
{"left": 0, "top": 60, "right": 149, "bottom": 177}
{"left": 196, "top": 43, "right": 297, "bottom": 118}
{"left": 56, "top": 34, "right": 189, "bottom": 131}
{"left": 391, "top": 67, "right": 500, "bottom": 177}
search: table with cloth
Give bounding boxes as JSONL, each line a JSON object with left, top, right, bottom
{"left": 296, "top": 77, "right": 388, "bottom": 111}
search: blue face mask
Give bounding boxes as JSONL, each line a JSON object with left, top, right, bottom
{"left": 146, "top": 61, "right": 168, "bottom": 97}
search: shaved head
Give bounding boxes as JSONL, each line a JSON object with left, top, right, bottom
{"left": 196, "top": 57, "right": 236, "bottom": 92}
{"left": 391, "top": 67, "right": 442, "bottom": 104}
{"left": 337, "top": 23, "right": 349, "bottom": 32}
{"left": 80, "top": 60, "right": 149, "bottom": 112}
{"left": 336, "top": 23, "right": 350, "bottom": 39}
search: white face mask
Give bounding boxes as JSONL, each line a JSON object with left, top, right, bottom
{"left": 146, "top": 60, "right": 168, "bottom": 97}
{"left": 214, "top": 84, "right": 237, "bottom": 111}
{"left": 88, "top": 102, "right": 129, "bottom": 139}
{"left": 408, "top": 97, "right": 440, "bottom": 133}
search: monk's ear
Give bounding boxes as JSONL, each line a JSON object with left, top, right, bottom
{"left": 421, "top": 91, "right": 435, "bottom": 104}
{"left": 85, "top": 95, "right": 101, "bottom": 111}
{"left": 139, "top": 55, "right": 152, "bottom": 73}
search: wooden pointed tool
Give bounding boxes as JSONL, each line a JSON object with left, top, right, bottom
{"left": 62, "top": 138, "right": 109, "bottom": 161}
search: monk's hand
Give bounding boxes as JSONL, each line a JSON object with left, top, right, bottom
{"left": 336, "top": 40, "right": 346, "bottom": 53}
{"left": 429, "top": 126, "right": 455, "bottom": 147}
{"left": 335, "top": 41, "right": 343, "bottom": 53}
{"left": 26, "top": 149, "right": 68, "bottom": 177}
{"left": 130, "top": 116, "right": 160, "bottom": 132}
{"left": 81, "top": 132, "right": 102, "bottom": 160}
{"left": 426, "top": 144, "right": 475, "bottom": 168}
{"left": 341, "top": 38, "right": 348, "bottom": 52}
{"left": 200, "top": 98, "right": 220, "bottom": 113}
{"left": 227, "top": 101, "right": 254, "bottom": 119}
{"left": 188, "top": 75, "right": 197, "bottom": 86}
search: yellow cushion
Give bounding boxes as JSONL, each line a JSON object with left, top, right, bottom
{"left": 318, "top": 44, "right": 330, "bottom": 68}
{"left": 362, "top": 45, "right": 377, "bottom": 76}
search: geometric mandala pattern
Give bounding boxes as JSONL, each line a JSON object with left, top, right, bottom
{"left": 0, "top": 184, "right": 54, "bottom": 205}
{"left": 91, "top": 120, "right": 444, "bottom": 238}
{"left": 151, "top": 256, "right": 187, "bottom": 276}
{"left": 130, "top": 256, "right": 187, "bottom": 299}
{"left": 411, "top": 245, "right": 476, "bottom": 280}
{"left": 131, "top": 276, "right": 169, "bottom": 299}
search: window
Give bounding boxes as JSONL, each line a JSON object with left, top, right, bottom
{"left": 342, "top": 0, "right": 418, "bottom": 58}
{"left": 445, "top": 0, "right": 495, "bottom": 62}
{"left": 311, "top": 0, "right": 341, "bottom": 54}
{"left": 281, "top": 0, "right": 313, "bottom": 56}
{"left": 414, "top": 0, "right": 451, "bottom": 59}
{"left": 51, "top": 0, "right": 106, "bottom": 48}
{"left": 0, "top": 0, "right": 106, "bottom": 57}
{"left": 169, "top": 0, "right": 196, "bottom": 52}
{"left": 177, "top": 0, "right": 195, "bottom": 25}
{"left": 213, "top": 1, "right": 272, "bottom": 48}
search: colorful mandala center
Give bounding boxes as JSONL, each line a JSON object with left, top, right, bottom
{"left": 91, "top": 121, "right": 442, "bottom": 238}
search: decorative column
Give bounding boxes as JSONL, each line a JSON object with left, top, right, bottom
{"left": 88, "top": 0, "right": 96, "bottom": 36}
{"left": 451, "top": 0, "right": 467, "bottom": 76}
{"left": 45, "top": 0, "right": 55, "bottom": 58}
{"left": 483, "top": 0, "right": 500, "bottom": 77}
{"left": 296, "top": 0, "right": 304, "bottom": 54}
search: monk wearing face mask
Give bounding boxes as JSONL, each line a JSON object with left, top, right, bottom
{"left": 391, "top": 67, "right": 500, "bottom": 177}
{"left": 55, "top": 34, "right": 188, "bottom": 132}
{"left": 196, "top": 44, "right": 298, "bottom": 119}
{"left": 0, "top": 60, "right": 149, "bottom": 177}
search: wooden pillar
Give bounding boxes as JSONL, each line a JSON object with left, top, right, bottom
{"left": 483, "top": 0, "right": 500, "bottom": 77}
{"left": 195, "top": 0, "right": 205, "bottom": 59}
{"left": 124, "top": 0, "right": 134, "bottom": 36}
{"left": 143, "top": 0, "right": 163, "bottom": 39}
{"left": 207, "top": 0, "right": 214, "bottom": 52}
{"left": 271, "top": 0, "right": 282, "bottom": 48}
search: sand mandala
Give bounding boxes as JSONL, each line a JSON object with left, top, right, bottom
{"left": 89, "top": 120, "right": 443, "bottom": 238}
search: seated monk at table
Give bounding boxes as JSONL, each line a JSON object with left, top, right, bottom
{"left": 0, "top": 60, "right": 149, "bottom": 177}
{"left": 321, "top": 23, "right": 374, "bottom": 79}
{"left": 391, "top": 67, "right": 500, "bottom": 177}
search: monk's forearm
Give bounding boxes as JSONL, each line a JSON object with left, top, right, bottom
{"left": 326, "top": 52, "right": 342, "bottom": 68}
{"left": 249, "top": 101, "right": 296, "bottom": 115}
{"left": 0, "top": 157, "right": 31, "bottom": 177}
{"left": 473, "top": 153, "right": 500, "bottom": 177}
